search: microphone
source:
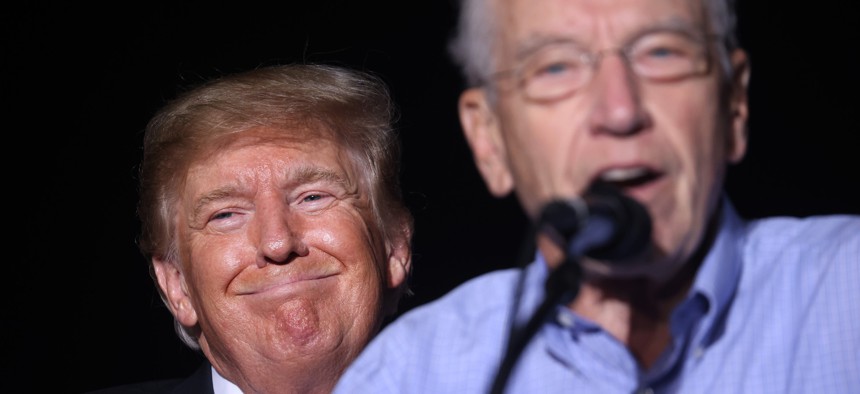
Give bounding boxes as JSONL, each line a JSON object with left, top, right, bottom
{"left": 538, "top": 181, "right": 652, "bottom": 261}
{"left": 490, "top": 183, "right": 652, "bottom": 394}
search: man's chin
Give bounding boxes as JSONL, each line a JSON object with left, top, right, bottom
{"left": 578, "top": 254, "right": 680, "bottom": 284}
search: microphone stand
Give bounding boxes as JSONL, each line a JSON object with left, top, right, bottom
{"left": 489, "top": 255, "right": 582, "bottom": 394}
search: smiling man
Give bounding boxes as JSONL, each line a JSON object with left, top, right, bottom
{"left": 90, "top": 64, "right": 412, "bottom": 394}
{"left": 334, "top": 0, "right": 860, "bottom": 393}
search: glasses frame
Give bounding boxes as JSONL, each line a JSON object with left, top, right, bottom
{"left": 489, "top": 30, "right": 723, "bottom": 103}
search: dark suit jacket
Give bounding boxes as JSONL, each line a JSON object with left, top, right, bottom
{"left": 86, "top": 361, "right": 214, "bottom": 394}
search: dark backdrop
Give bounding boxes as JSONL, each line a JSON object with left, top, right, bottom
{"left": 4, "top": 1, "right": 858, "bottom": 392}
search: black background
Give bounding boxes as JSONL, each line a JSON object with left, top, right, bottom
{"left": 4, "top": 1, "right": 858, "bottom": 392}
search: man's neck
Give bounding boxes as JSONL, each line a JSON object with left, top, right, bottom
{"left": 571, "top": 264, "right": 696, "bottom": 368}
{"left": 563, "top": 204, "right": 723, "bottom": 369}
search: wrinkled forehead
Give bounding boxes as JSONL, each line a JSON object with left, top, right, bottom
{"left": 496, "top": 0, "right": 707, "bottom": 53}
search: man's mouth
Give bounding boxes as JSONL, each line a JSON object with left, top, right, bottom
{"left": 596, "top": 166, "right": 662, "bottom": 190}
{"left": 235, "top": 269, "right": 340, "bottom": 295}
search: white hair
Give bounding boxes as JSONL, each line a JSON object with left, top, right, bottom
{"left": 448, "top": 0, "right": 739, "bottom": 88}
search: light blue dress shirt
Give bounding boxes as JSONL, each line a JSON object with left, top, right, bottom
{"left": 334, "top": 199, "right": 860, "bottom": 393}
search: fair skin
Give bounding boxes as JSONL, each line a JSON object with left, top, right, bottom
{"left": 152, "top": 128, "right": 411, "bottom": 393}
{"left": 459, "top": 0, "right": 749, "bottom": 368}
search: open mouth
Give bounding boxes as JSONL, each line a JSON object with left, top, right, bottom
{"left": 595, "top": 166, "right": 662, "bottom": 190}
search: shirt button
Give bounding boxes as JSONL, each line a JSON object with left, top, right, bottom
{"left": 557, "top": 311, "right": 574, "bottom": 328}
{"left": 693, "top": 346, "right": 705, "bottom": 359}
{"left": 637, "top": 387, "right": 654, "bottom": 394}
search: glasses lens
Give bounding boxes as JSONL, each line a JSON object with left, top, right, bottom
{"left": 520, "top": 44, "right": 590, "bottom": 101}
{"left": 629, "top": 31, "right": 709, "bottom": 80}
{"left": 502, "top": 31, "right": 711, "bottom": 102}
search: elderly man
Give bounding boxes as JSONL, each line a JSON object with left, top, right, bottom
{"left": 334, "top": 0, "right": 860, "bottom": 393}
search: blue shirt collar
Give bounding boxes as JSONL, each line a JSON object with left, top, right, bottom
{"left": 529, "top": 195, "right": 746, "bottom": 338}
{"left": 682, "top": 196, "right": 745, "bottom": 346}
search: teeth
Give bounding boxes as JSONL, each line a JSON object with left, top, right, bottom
{"left": 599, "top": 167, "right": 649, "bottom": 182}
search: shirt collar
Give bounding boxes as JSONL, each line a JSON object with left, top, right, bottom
{"left": 528, "top": 195, "right": 746, "bottom": 331}
{"left": 211, "top": 365, "right": 244, "bottom": 394}
{"left": 687, "top": 197, "right": 745, "bottom": 327}
{"left": 680, "top": 196, "right": 745, "bottom": 348}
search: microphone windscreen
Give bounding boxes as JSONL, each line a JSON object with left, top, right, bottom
{"left": 538, "top": 181, "right": 652, "bottom": 262}
{"left": 580, "top": 182, "right": 652, "bottom": 261}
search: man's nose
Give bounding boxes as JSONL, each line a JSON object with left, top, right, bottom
{"left": 586, "top": 52, "right": 650, "bottom": 136}
{"left": 255, "top": 206, "right": 310, "bottom": 268}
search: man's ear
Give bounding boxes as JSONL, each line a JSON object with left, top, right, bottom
{"left": 458, "top": 88, "right": 514, "bottom": 197}
{"left": 152, "top": 257, "right": 198, "bottom": 327}
{"left": 727, "top": 48, "right": 750, "bottom": 164}
{"left": 383, "top": 223, "right": 413, "bottom": 316}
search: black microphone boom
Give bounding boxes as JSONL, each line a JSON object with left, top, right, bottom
{"left": 538, "top": 181, "right": 652, "bottom": 261}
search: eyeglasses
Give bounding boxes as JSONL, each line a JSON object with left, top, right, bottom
{"left": 491, "top": 30, "right": 717, "bottom": 102}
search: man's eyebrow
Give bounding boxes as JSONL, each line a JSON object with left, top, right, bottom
{"left": 291, "top": 165, "right": 352, "bottom": 190}
{"left": 191, "top": 186, "right": 241, "bottom": 222}
{"left": 514, "top": 17, "right": 703, "bottom": 59}
{"left": 514, "top": 35, "right": 581, "bottom": 62}
{"left": 628, "top": 18, "right": 705, "bottom": 41}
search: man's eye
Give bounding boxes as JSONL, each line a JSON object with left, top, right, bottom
{"left": 648, "top": 47, "right": 672, "bottom": 57}
{"left": 303, "top": 194, "right": 323, "bottom": 202}
{"left": 211, "top": 211, "right": 235, "bottom": 221}
{"left": 296, "top": 192, "right": 336, "bottom": 212}
{"left": 534, "top": 60, "right": 581, "bottom": 77}
{"left": 543, "top": 62, "right": 570, "bottom": 75}
{"left": 645, "top": 46, "right": 686, "bottom": 58}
